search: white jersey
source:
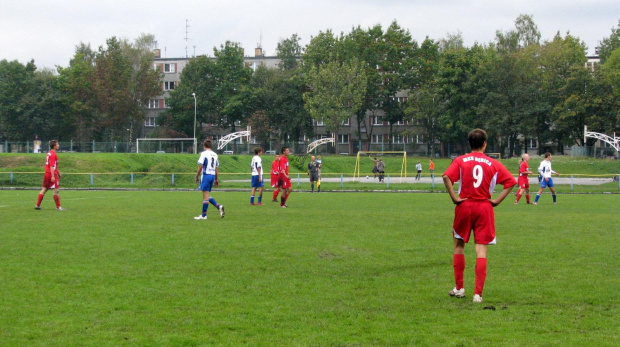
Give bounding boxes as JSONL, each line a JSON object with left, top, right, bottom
{"left": 197, "top": 149, "right": 219, "bottom": 175}
{"left": 538, "top": 160, "right": 556, "bottom": 178}
{"left": 416, "top": 163, "right": 422, "bottom": 171}
{"left": 251, "top": 155, "right": 263, "bottom": 176}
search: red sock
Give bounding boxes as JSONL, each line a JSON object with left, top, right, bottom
{"left": 526, "top": 194, "right": 531, "bottom": 203}
{"left": 53, "top": 195, "right": 61, "bottom": 209}
{"left": 273, "top": 189, "right": 279, "bottom": 200}
{"left": 475, "top": 258, "right": 487, "bottom": 296}
{"left": 515, "top": 191, "right": 522, "bottom": 202}
{"left": 453, "top": 254, "right": 465, "bottom": 290}
{"left": 36, "top": 194, "right": 44, "bottom": 207}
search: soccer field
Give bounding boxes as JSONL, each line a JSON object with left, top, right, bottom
{"left": 0, "top": 190, "right": 618, "bottom": 345}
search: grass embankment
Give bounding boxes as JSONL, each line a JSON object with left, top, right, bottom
{"left": 0, "top": 153, "right": 618, "bottom": 191}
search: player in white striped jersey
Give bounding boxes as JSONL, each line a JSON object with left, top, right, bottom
{"left": 533, "top": 152, "right": 560, "bottom": 205}
{"left": 194, "top": 139, "right": 225, "bottom": 219}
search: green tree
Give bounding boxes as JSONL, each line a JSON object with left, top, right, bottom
{"left": 303, "top": 59, "right": 366, "bottom": 150}
{"left": 597, "top": 19, "right": 620, "bottom": 63}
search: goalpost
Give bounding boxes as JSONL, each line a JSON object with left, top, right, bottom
{"left": 136, "top": 138, "right": 196, "bottom": 153}
{"left": 354, "top": 151, "right": 407, "bottom": 182}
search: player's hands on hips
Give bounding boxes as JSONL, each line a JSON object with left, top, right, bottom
{"left": 452, "top": 197, "right": 467, "bottom": 205}
{"left": 489, "top": 199, "right": 500, "bottom": 207}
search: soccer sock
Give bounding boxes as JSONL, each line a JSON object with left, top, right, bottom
{"left": 311, "top": 183, "right": 314, "bottom": 192}
{"left": 53, "top": 195, "right": 60, "bottom": 209}
{"left": 552, "top": 194, "right": 556, "bottom": 203}
{"left": 453, "top": 254, "right": 465, "bottom": 290}
{"left": 273, "top": 189, "right": 279, "bottom": 201}
{"left": 474, "top": 257, "right": 487, "bottom": 296}
{"left": 526, "top": 194, "right": 531, "bottom": 203}
{"left": 250, "top": 195, "right": 255, "bottom": 204}
{"left": 209, "top": 197, "right": 219, "bottom": 208}
{"left": 202, "top": 200, "right": 208, "bottom": 216}
{"left": 258, "top": 195, "right": 262, "bottom": 203}
{"left": 515, "top": 191, "right": 522, "bottom": 202}
{"left": 36, "top": 194, "right": 44, "bottom": 207}
{"left": 535, "top": 194, "right": 540, "bottom": 203}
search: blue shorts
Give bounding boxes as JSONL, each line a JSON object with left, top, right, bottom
{"left": 199, "top": 174, "right": 216, "bottom": 191}
{"left": 251, "top": 175, "right": 264, "bottom": 188}
{"left": 540, "top": 177, "right": 554, "bottom": 188}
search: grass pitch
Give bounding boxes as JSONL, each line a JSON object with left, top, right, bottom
{"left": 0, "top": 190, "right": 618, "bottom": 346}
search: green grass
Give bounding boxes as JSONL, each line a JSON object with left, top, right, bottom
{"left": 0, "top": 190, "right": 618, "bottom": 346}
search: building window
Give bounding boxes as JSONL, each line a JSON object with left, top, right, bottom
{"left": 145, "top": 117, "right": 156, "bottom": 127}
{"left": 164, "top": 63, "right": 176, "bottom": 73}
{"left": 528, "top": 139, "right": 537, "bottom": 148}
{"left": 338, "top": 134, "right": 349, "bottom": 144}
{"left": 164, "top": 81, "right": 176, "bottom": 91}
{"left": 395, "top": 120, "right": 405, "bottom": 125}
{"left": 234, "top": 120, "right": 241, "bottom": 126}
{"left": 341, "top": 118, "right": 350, "bottom": 126}
{"left": 163, "top": 99, "right": 171, "bottom": 108}
{"left": 147, "top": 99, "right": 159, "bottom": 109}
{"left": 393, "top": 135, "right": 404, "bottom": 144}
{"left": 371, "top": 134, "right": 383, "bottom": 144}
{"left": 316, "top": 119, "right": 325, "bottom": 126}
{"left": 372, "top": 116, "right": 383, "bottom": 125}
{"left": 417, "top": 134, "right": 425, "bottom": 144}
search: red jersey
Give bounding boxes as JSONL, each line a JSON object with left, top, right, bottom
{"left": 45, "top": 150, "right": 59, "bottom": 175}
{"left": 518, "top": 161, "right": 530, "bottom": 177}
{"left": 443, "top": 152, "right": 516, "bottom": 201}
{"left": 271, "top": 159, "right": 280, "bottom": 177}
{"left": 279, "top": 155, "right": 289, "bottom": 177}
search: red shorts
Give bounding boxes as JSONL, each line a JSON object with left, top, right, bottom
{"left": 42, "top": 173, "right": 59, "bottom": 189}
{"left": 271, "top": 176, "right": 279, "bottom": 188}
{"left": 518, "top": 176, "right": 529, "bottom": 189}
{"left": 278, "top": 178, "right": 292, "bottom": 189}
{"left": 452, "top": 200, "right": 495, "bottom": 245}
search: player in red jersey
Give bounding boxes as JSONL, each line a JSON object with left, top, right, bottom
{"left": 442, "top": 129, "right": 516, "bottom": 303}
{"left": 514, "top": 153, "right": 533, "bottom": 204}
{"left": 35, "top": 140, "right": 65, "bottom": 210}
{"left": 270, "top": 154, "right": 280, "bottom": 202}
{"left": 278, "top": 147, "right": 292, "bottom": 208}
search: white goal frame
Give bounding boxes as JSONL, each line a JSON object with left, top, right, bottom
{"left": 584, "top": 125, "right": 619, "bottom": 152}
{"left": 136, "top": 138, "right": 196, "bottom": 153}
{"left": 354, "top": 151, "right": 407, "bottom": 182}
{"left": 307, "top": 134, "right": 335, "bottom": 153}
{"left": 217, "top": 126, "right": 251, "bottom": 150}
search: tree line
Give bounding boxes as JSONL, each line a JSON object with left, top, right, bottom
{"left": 1, "top": 16, "right": 619, "bottom": 156}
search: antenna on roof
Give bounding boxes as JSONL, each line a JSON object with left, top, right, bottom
{"left": 185, "top": 19, "right": 191, "bottom": 58}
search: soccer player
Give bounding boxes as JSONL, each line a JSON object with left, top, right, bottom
{"left": 533, "top": 152, "right": 560, "bottom": 205}
{"left": 270, "top": 154, "right": 280, "bottom": 202}
{"left": 307, "top": 155, "right": 319, "bottom": 192}
{"left": 250, "top": 147, "right": 264, "bottom": 205}
{"left": 515, "top": 153, "right": 534, "bottom": 204}
{"left": 194, "top": 139, "right": 225, "bottom": 220}
{"left": 415, "top": 161, "right": 422, "bottom": 181}
{"left": 35, "top": 140, "right": 65, "bottom": 210}
{"left": 278, "top": 147, "right": 292, "bottom": 208}
{"left": 442, "top": 129, "right": 516, "bottom": 303}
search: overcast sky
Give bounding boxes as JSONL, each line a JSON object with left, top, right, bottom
{"left": 1, "top": 0, "right": 618, "bottom": 70}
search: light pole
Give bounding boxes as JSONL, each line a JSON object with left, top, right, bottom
{"left": 192, "top": 92, "right": 197, "bottom": 154}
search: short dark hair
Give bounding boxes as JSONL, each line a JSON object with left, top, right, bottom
{"left": 203, "top": 139, "right": 213, "bottom": 149}
{"left": 49, "top": 140, "right": 58, "bottom": 149}
{"left": 281, "top": 146, "right": 289, "bottom": 154}
{"left": 468, "top": 129, "right": 487, "bottom": 150}
{"left": 545, "top": 152, "right": 552, "bottom": 158}
{"left": 254, "top": 147, "right": 263, "bottom": 155}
